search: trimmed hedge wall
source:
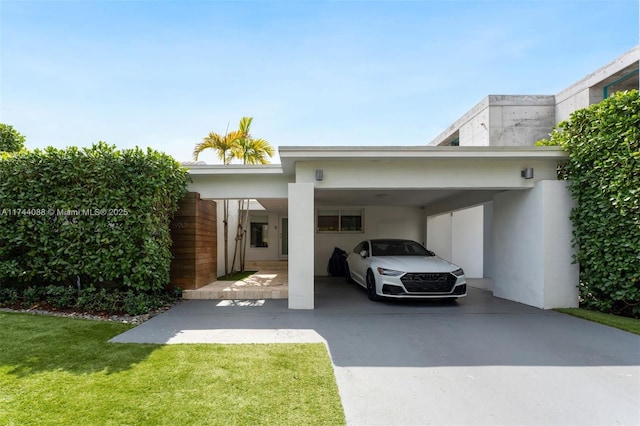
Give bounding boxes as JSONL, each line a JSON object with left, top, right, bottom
{"left": 0, "top": 142, "right": 189, "bottom": 292}
{"left": 538, "top": 90, "right": 639, "bottom": 318}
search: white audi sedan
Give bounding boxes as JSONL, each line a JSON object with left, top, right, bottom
{"left": 345, "top": 239, "right": 466, "bottom": 301}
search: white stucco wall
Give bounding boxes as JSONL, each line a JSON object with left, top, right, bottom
{"left": 293, "top": 156, "right": 561, "bottom": 190}
{"left": 427, "top": 206, "right": 484, "bottom": 279}
{"left": 426, "top": 212, "right": 452, "bottom": 261}
{"left": 541, "top": 182, "right": 579, "bottom": 309}
{"left": 315, "top": 205, "right": 423, "bottom": 274}
{"left": 482, "top": 202, "right": 494, "bottom": 280}
{"left": 288, "top": 183, "right": 315, "bottom": 309}
{"left": 493, "top": 187, "right": 544, "bottom": 307}
{"left": 492, "top": 181, "right": 578, "bottom": 309}
{"left": 215, "top": 202, "right": 285, "bottom": 274}
{"left": 244, "top": 211, "right": 281, "bottom": 262}
{"left": 452, "top": 205, "right": 484, "bottom": 278}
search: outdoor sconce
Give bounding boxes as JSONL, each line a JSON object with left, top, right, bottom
{"left": 521, "top": 168, "right": 534, "bottom": 179}
{"left": 315, "top": 169, "right": 324, "bottom": 181}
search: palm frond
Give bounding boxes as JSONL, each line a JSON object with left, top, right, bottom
{"left": 194, "top": 131, "right": 240, "bottom": 163}
{"left": 241, "top": 138, "right": 275, "bottom": 165}
{"left": 195, "top": 116, "right": 272, "bottom": 165}
{"left": 238, "top": 117, "right": 253, "bottom": 137}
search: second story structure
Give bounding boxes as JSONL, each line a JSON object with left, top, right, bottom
{"left": 429, "top": 46, "right": 639, "bottom": 147}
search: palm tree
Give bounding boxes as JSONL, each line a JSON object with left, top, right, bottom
{"left": 193, "top": 117, "right": 274, "bottom": 275}
{"left": 229, "top": 117, "right": 275, "bottom": 272}
{"left": 192, "top": 127, "right": 243, "bottom": 276}
{"left": 193, "top": 118, "right": 274, "bottom": 166}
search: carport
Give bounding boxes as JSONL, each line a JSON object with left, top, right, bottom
{"left": 187, "top": 146, "right": 578, "bottom": 311}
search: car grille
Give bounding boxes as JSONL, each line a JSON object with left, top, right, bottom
{"left": 401, "top": 272, "right": 456, "bottom": 293}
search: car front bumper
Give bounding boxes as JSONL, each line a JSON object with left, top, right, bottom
{"left": 379, "top": 274, "right": 467, "bottom": 298}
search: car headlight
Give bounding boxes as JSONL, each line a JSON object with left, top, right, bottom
{"left": 452, "top": 268, "right": 465, "bottom": 277}
{"left": 377, "top": 267, "right": 404, "bottom": 277}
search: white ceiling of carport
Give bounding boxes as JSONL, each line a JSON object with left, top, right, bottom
{"left": 315, "top": 189, "right": 467, "bottom": 207}
{"left": 257, "top": 189, "right": 504, "bottom": 212}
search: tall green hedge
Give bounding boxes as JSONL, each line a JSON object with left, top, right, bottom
{"left": 0, "top": 142, "right": 189, "bottom": 291}
{"left": 539, "top": 90, "right": 639, "bottom": 317}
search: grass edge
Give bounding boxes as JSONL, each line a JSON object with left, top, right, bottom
{"left": 554, "top": 308, "right": 640, "bottom": 335}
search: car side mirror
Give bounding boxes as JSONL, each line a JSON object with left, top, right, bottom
{"left": 359, "top": 250, "right": 368, "bottom": 258}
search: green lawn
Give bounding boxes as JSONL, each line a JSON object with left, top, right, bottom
{"left": 0, "top": 312, "right": 345, "bottom": 426}
{"left": 555, "top": 308, "right": 640, "bottom": 335}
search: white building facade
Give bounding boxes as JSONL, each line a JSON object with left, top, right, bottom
{"left": 185, "top": 46, "right": 639, "bottom": 311}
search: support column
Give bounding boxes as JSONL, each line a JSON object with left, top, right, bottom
{"left": 493, "top": 181, "right": 578, "bottom": 309}
{"left": 288, "top": 183, "right": 315, "bottom": 309}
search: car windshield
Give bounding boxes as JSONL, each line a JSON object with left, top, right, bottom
{"left": 370, "top": 240, "right": 434, "bottom": 256}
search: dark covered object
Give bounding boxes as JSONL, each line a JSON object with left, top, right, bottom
{"left": 327, "top": 246, "right": 347, "bottom": 277}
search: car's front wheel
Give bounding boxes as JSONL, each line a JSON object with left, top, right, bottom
{"left": 366, "top": 269, "right": 381, "bottom": 301}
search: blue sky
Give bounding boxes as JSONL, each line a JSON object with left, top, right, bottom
{"left": 1, "top": 0, "right": 638, "bottom": 164}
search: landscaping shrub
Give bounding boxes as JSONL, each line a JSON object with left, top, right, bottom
{"left": 538, "top": 90, "right": 640, "bottom": 318}
{"left": 0, "top": 142, "right": 189, "bottom": 293}
{"left": 44, "top": 285, "right": 77, "bottom": 309}
{"left": 21, "top": 286, "right": 44, "bottom": 308}
{"left": 122, "top": 291, "right": 158, "bottom": 316}
{"left": 0, "top": 123, "right": 26, "bottom": 153}
{"left": 0, "top": 287, "right": 18, "bottom": 305}
{"left": 0, "top": 283, "right": 181, "bottom": 316}
{"left": 76, "top": 287, "right": 121, "bottom": 312}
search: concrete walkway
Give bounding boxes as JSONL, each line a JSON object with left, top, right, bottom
{"left": 182, "top": 269, "right": 288, "bottom": 300}
{"left": 111, "top": 277, "right": 640, "bottom": 425}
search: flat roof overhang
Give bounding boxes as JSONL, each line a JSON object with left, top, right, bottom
{"left": 186, "top": 164, "right": 292, "bottom": 199}
{"left": 278, "top": 146, "right": 568, "bottom": 175}
{"left": 185, "top": 146, "right": 568, "bottom": 208}
{"left": 279, "top": 146, "right": 567, "bottom": 193}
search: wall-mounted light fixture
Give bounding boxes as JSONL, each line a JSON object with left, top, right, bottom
{"left": 521, "top": 168, "right": 534, "bottom": 179}
{"left": 315, "top": 169, "right": 324, "bottom": 181}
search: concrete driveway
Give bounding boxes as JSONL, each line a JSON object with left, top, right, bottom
{"left": 112, "top": 277, "right": 640, "bottom": 425}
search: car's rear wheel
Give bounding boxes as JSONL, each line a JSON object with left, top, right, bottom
{"left": 345, "top": 262, "right": 355, "bottom": 283}
{"left": 366, "top": 269, "right": 381, "bottom": 301}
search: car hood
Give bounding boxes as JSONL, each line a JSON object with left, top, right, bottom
{"left": 374, "top": 256, "right": 460, "bottom": 273}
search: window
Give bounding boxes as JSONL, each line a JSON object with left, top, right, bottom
{"left": 317, "top": 209, "right": 363, "bottom": 233}
{"left": 317, "top": 210, "right": 339, "bottom": 232}
{"left": 250, "top": 215, "right": 269, "bottom": 248}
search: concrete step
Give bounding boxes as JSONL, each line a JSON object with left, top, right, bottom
{"left": 183, "top": 288, "right": 288, "bottom": 300}
{"left": 182, "top": 270, "right": 289, "bottom": 300}
{"left": 244, "top": 260, "right": 288, "bottom": 271}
